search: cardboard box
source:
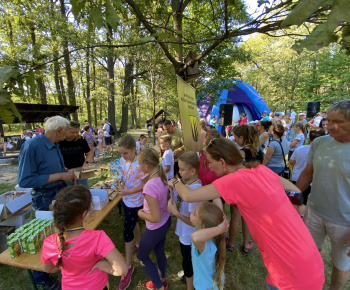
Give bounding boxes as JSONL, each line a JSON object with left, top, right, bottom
{"left": 35, "top": 210, "right": 53, "bottom": 220}
{"left": 0, "top": 207, "right": 33, "bottom": 228}
{"left": 90, "top": 189, "right": 109, "bottom": 210}
{"left": 0, "top": 191, "right": 32, "bottom": 219}
{"left": 71, "top": 167, "right": 97, "bottom": 180}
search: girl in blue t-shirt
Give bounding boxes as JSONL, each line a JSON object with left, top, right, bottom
{"left": 190, "top": 202, "right": 228, "bottom": 290}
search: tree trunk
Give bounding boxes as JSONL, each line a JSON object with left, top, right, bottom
{"left": 100, "top": 100, "right": 103, "bottom": 121}
{"left": 86, "top": 48, "right": 92, "bottom": 124}
{"left": 172, "top": 0, "right": 184, "bottom": 63}
{"left": 54, "top": 57, "right": 64, "bottom": 105}
{"left": 106, "top": 24, "right": 116, "bottom": 132}
{"left": 92, "top": 48, "right": 97, "bottom": 127}
{"left": 59, "top": 75, "right": 67, "bottom": 105}
{"left": 30, "top": 27, "right": 47, "bottom": 104}
{"left": 60, "top": 0, "right": 77, "bottom": 120}
{"left": 120, "top": 58, "right": 134, "bottom": 134}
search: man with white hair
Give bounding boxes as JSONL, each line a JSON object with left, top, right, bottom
{"left": 18, "top": 115, "right": 76, "bottom": 290}
{"left": 297, "top": 100, "right": 350, "bottom": 290}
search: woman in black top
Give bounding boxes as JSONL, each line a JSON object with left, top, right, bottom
{"left": 58, "top": 121, "right": 92, "bottom": 187}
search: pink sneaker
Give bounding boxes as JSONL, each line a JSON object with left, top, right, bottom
{"left": 145, "top": 280, "right": 168, "bottom": 290}
{"left": 119, "top": 264, "right": 134, "bottom": 290}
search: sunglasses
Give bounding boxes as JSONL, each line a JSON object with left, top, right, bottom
{"left": 331, "top": 100, "right": 350, "bottom": 108}
{"left": 208, "top": 138, "right": 226, "bottom": 161}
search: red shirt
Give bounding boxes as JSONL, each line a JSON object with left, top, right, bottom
{"left": 238, "top": 118, "right": 247, "bottom": 126}
{"left": 213, "top": 165, "right": 324, "bottom": 289}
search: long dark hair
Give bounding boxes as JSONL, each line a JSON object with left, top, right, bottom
{"left": 53, "top": 185, "right": 92, "bottom": 268}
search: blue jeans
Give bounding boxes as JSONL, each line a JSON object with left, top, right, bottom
{"left": 266, "top": 282, "right": 279, "bottom": 290}
{"left": 31, "top": 183, "right": 66, "bottom": 284}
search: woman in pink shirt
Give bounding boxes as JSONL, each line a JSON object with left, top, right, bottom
{"left": 137, "top": 148, "right": 171, "bottom": 290}
{"left": 169, "top": 137, "right": 324, "bottom": 290}
{"left": 41, "top": 185, "right": 127, "bottom": 290}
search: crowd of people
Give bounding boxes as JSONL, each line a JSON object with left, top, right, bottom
{"left": 13, "top": 99, "right": 350, "bottom": 290}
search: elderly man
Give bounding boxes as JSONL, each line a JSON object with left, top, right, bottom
{"left": 18, "top": 115, "right": 76, "bottom": 290}
{"left": 162, "top": 119, "right": 185, "bottom": 176}
{"left": 296, "top": 100, "right": 350, "bottom": 290}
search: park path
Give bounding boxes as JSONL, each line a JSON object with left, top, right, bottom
{"left": 0, "top": 129, "right": 154, "bottom": 185}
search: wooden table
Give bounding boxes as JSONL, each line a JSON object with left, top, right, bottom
{"left": 0, "top": 195, "right": 122, "bottom": 287}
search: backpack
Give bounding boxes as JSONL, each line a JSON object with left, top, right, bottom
{"left": 108, "top": 123, "right": 115, "bottom": 135}
{"left": 17, "top": 138, "right": 26, "bottom": 150}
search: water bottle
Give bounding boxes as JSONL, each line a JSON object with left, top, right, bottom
{"left": 110, "top": 162, "right": 114, "bottom": 178}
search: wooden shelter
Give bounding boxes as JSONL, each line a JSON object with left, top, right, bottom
{"left": 147, "top": 109, "right": 171, "bottom": 124}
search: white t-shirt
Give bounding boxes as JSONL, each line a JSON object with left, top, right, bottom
{"left": 136, "top": 141, "right": 145, "bottom": 153}
{"left": 314, "top": 116, "right": 322, "bottom": 127}
{"left": 175, "top": 183, "right": 201, "bottom": 245}
{"left": 103, "top": 123, "right": 110, "bottom": 137}
{"left": 290, "top": 145, "right": 310, "bottom": 181}
{"left": 162, "top": 149, "right": 174, "bottom": 180}
{"left": 290, "top": 133, "right": 305, "bottom": 152}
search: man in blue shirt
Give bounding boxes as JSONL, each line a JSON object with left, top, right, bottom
{"left": 18, "top": 115, "right": 76, "bottom": 289}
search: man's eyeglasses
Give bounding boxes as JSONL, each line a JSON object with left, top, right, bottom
{"left": 207, "top": 138, "right": 226, "bottom": 161}
{"left": 331, "top": 100, "right": 350, "bottom": 108}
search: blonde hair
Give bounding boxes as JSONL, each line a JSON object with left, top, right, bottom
{"left": 233, "top": 124, "right": 259, "bottom": 157}
{"left": 196, "top": 202, "right": 226, "bottom": 289}
{"left": 178, "top": 151, "right": 200, "bottom": 173}
{"left": 138, "top": 148, "right": 167, "bottom": 185}
{"left": 159, "top": 135, "right": 172, "bottom": 144}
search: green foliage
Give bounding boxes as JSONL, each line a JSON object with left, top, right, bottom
{"left": 282, "top": 0, "right": 350, "bottom": 54}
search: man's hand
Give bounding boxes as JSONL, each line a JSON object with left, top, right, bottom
{"left": 173, "top": 149, "right": 181, "bottom": 157}
{"left": 61, "top": 170, "right": 77, "bottom": 184}
{"left": 344, "top": 236, "right": 350, "bottom": 257}
{"left": 82, "top": 163, "right": 89, "bottom": 171}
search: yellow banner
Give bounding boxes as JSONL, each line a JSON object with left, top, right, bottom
{"left": 177, "top": 76, "right": 203, "bottom": 152}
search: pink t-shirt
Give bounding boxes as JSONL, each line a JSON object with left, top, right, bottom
{"left": 213, "top": 165, "right": 324, "bottom": 289}
{"left": 41, "top": 230, "right": 115, "bottom": 290}
{"left": 143, "top": 177, "right": 170, "bottom": 230}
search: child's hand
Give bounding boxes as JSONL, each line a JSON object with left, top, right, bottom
{"left": 89, "top": 260, "right": 105, "bottom": 274}
{"left": 119, "top": 187, "right": 131, "bottom": 196}
{"left": 218, "top": 215, "right": 230, "bottom": 234}
{"left": 168, "top": 178, "right": 177, "bottom": 188}
{"left": 167, "top": 199, "right": 178, "bottom": 216}
{"left": 138, "top": 209, "right": 144, "bottom": 219}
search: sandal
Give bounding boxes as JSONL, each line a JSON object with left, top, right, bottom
{"left": 225, "top": 235, "right": 235, "bottom": 252}
{"left": 241, "top": 241, "right": 254, "bottom": 255}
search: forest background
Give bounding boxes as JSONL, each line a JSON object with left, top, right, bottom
{"left": 1, "top": 0, "right": 350, "bottom": 135}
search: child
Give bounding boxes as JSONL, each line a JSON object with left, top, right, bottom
{"left": 167, "top": 151, "right": 201, "bottom": 290}
{"left": 136, "top": 135, "right": 147, "bottom": 153}
{"left": 190, "top": 202, "right": 228, "bottom": 290}
{"left": 41, "top": 185, "right": 127, "bottom": 290}
{"left": 117, "top": 135, "right": 148, "bottom": 290}
{"left": 159, "top": 135, "right": 174, "bottom": 181}
{"left": 137, "top": 148, "right": 171, "bottom": 290}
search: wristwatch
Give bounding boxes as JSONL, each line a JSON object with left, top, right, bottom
{"left": 85, "top": 161, "right": 89, "bottom": 164}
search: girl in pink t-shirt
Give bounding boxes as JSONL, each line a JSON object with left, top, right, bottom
{"left": 137, "top": 148, "right": 171, "bottom": 290}
{"left": 41, "top": 185, "right": 127, "bottom": 290}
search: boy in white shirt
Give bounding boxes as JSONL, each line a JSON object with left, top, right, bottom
{"left": 159, "top": 135, "right": 174, "bottom": 180}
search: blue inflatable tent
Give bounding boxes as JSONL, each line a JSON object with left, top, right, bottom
{"left": 197, "top": 79, "right": 270, "bottom": 133}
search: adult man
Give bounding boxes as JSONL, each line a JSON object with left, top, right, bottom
{"left": 103, "top": 117, "right": 112, "bottom": 153}
{"left": 296, "top": 100, "right": 350, "bottom": 290}
{"left": 18, "top": 115, "right": 76, "bottom": 289}
{"left": 162, "top": 119, "right": 185, "bottom": 176}
{"left": 32, "top": 129, "right": 40, "bottom": 138}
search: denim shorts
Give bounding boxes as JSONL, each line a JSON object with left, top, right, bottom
{"left": 31, "top": 183, "right": 66, "bottom": 210}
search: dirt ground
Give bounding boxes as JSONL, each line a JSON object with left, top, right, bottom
{"left": 0, "top": 129, "right": 154, "bottom": 185}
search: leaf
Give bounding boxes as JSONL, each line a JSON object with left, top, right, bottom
{"left": 26, "top": 70, "right": 37, "bottom": 99}
{"left": 70, "top": 0, "right": 86, "bottom": 20}
{"left": 0, "top": 66, "right": 20, "bottom": 91}
{"left": 281, "top": 0, "right": 331, "bottom": 28}
{"left": 0, "top": 92, "right": 21, "bottom": 123}
{"left": 90, "top": 6, "right": 105, "bottom": 30}
{"left": 105, "top": 0, "right": 120, "bottom": 31}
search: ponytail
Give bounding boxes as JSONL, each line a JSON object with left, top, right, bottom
{"left": 233, "top": 124, "right": 259, "bottom": 157}
{"left": 138, "top": 149, "right": 167, "bottom": 185}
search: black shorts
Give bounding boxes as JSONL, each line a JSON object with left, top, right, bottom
{"left": 123, "top": 202, "right": 142, "bottom": 243}
{"left": 105, "top": 136, "right": 112, "bottom": 145}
